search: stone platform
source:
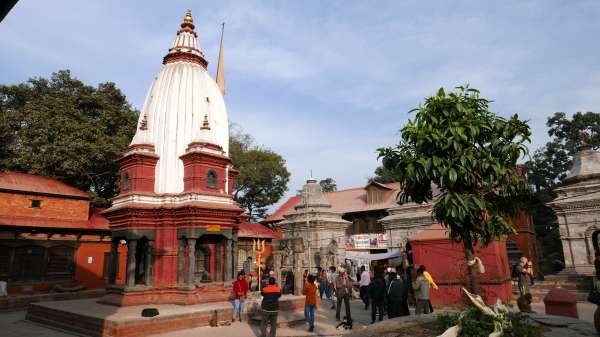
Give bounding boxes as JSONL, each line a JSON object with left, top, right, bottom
{"left": 26, "top": 294, "right": 305, "bottom": 337}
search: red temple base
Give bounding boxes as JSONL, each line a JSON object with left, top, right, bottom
{"left": 98, "top": 283, "right": 233, "bottom": 306}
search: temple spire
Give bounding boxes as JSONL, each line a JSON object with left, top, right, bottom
{"left": 216, "top": 22, "right": 226, "bottom": 96}
{"left": 163, "top": 10, "right": 208, "bottom": 68}
{"left": 181, "top": 9, "right": 195, "bottom": 29}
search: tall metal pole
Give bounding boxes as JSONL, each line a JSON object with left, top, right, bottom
{"left": 305, "top": 182, "right": 311, "bottom": 274}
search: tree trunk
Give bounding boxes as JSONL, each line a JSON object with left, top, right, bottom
{"left": 463, "top": 240, "right": 482, "bottom": 295}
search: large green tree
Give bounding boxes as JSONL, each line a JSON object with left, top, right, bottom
{"left": 0, "top": 70, "right": 138, "bottom": 206}
{"left": 378, "top": 86, "right": 531, "bottom": 294}
{"left": 229, "top": 126, "right": 290, "bottom": 221}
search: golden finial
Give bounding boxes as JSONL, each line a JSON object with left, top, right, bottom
{"left": 201, "top": 114, "right": 210, "bottom": 130}
{"left": 181, "top": 9, "right": 195, "bottom": 29}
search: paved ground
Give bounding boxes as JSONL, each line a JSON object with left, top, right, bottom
{"left": 0, "top": 299, "right": 597, "bottom": 337}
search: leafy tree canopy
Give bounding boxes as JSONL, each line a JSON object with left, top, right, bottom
{"left": 378, "top": 86, "right": 531, "bottom": 293}
{"left": 371, "top": 165, "right": 398, "bottom": 184}
{"left": 524, "top": 112, "right": 600, "bottom": 193}
{"left": 0, "top": 70, "right": 138, "bottom": 206}
{"left": 319, "top": 177, "right": 337, "bottom": 192}
{"left": 229, "top": 125, "right": 290, "bottom": 221}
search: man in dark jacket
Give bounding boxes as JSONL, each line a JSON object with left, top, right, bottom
{"left": 368, "top": 271, "right": 386, "bottom": 324}
{"left": 260, "top": 277, "right": 282, "bottom": 337}
{"left": 387, "top": 272, "right": 409, "bottom": 318}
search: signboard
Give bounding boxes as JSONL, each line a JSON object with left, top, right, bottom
{"left": 206, "top": 225, "right": 221, "bottom": 232}
{"left": 345, "top": 233, "right": 388, "bottom": 250}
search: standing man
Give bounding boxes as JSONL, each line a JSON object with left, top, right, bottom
{"left": 359, "top": 266, "right": 371, "bottom": 310}
{"left": 243, "top": 256, "right": 253, "bottom": 290}
{"left": 303, "top": 274, "right": 317, "bottom": 332}
{"left": 232, "top": 272, "right": 249, "bottom": 322}
{"left": 260, "top": 277, "right": 281, "bottom": 337}
{"left": 516, "top": 257, "right": 532, "bottom": 296}
{"left": 327, "top": 266, "right": 336, "bottom": 310}
{"left": 368, "top": 270, "right": 386, "bottom": 324}
{"left": 412, "top": 265, "right": 431, "bottom": 315}
{"left": 387, "top": 271, "right": 409, "bottom": 318}
{"left": 334, "top": 268, "right": 353, "bottom": 321}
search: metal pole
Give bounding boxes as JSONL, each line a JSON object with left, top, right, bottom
{"left": 305, "top": 184, "right": 311, "bottom": 275}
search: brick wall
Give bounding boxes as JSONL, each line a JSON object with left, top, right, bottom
{"left": 0, "top": 191, "right": 89, "bottom": 221}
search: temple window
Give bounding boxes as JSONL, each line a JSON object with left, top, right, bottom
{"left": 30, "top": 199, "right": 41, "bottom": 208}
{"left": 122, "top": 171, "right": 131, "bottom": 191}
{"left": 206, "top": 169, "right": 218, "bottom": 189}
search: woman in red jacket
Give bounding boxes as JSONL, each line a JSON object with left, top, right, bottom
{"left": 232, "top": 272, "right": 249, "bottom": 322}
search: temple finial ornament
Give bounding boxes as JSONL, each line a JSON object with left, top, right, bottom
{"left": 139, "top": 114, "right": 148, "bottom": 131}
{"left": 181, "top": 10, "right": 195, "bottom": 29}
{"left": 201, "top": 114, "right": 211, "bottom": 130}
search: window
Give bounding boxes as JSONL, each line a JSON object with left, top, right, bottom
{"left": 206, "top": 170, "right": 218, "bottom": 189}
{"left": 122, "top": 171, "right": 131, "bottom": 191}
{"left": 31, "top": 199, "right": 41, "bottom": 208}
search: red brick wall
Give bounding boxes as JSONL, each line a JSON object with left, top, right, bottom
{"left": 0, "top": 191, "right": 89, "bottom": 221}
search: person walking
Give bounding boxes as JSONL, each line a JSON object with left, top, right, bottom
{"left": 260, "top": 278, "right": 281, "bottom": 337}
{"left": 232, "top": 272, "right": 249, "bottom": 322}
{"left": 243, "top": 256, "right": 253, "bottom": 290}
{"left": 318, "top": 269, "right": 328, "bottom": 299}
{"left": 359, "top": 266, "right": 370, "bottom": 310}
{"left": 368, "top": 270, "right": 386, "bottom": 324}
{"left": 412, "top": 266, "right": 431, "bottom": 315}
{"left": 327, "top": 267, "right": 336, "bottom": 309}
{"left": 303, "top": 274, "right": 318, "bottom": 332}
{"left": 334, "top": 268, "right": 353, "bottom": 321}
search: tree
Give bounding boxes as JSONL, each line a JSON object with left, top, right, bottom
{"left": 378, "top": 86, "right": 531, "bottom": 294}
{"left": 525, "top": 112, "right": 600, "bottom": 192}
{"left": 229, "top": 126, "right": 290, "bottom": 221}
{"left": 319, "top": 178, "right": 337, "bottom": 192}
{"left": 0, "top": 70, "right": 138, "bottom": 206}
{"left": 371, "top": 165, "right": 398, "bottom": 183}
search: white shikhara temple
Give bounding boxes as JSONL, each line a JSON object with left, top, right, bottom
{"left": 100, "top": 10, "right": 245, "bottom": 306}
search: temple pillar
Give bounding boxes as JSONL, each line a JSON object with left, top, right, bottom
{"left": 187, "top": 238, "right": 196, "bottom": 287}
{"left": 145, "top": 241, "right": 153, "bottom": 287}
{"left": 216, "top": 241, "right": 222, "bottom": 282}
{"left": 232, "top": 235, "right": 239, "bottom": 275}
{"left": 108, "top": 239, "right": 119, "bottom": 285}
{"left": 178, "top": 239, "right": 185, "bottom": 285}
{"left": 224, "top": 239, "right": 233, "bottom": 281}
{"left": 126, "top": 239, "right": 137, "bottom": 288}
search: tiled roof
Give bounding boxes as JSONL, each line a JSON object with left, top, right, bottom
{"left": 238, "top": 221, "right": 282, "bottom": 239}
{"left": 0, "top": 172, "right": 89, "bottom": 198}
{"left": 263, "top": 182, "right": 401, "bottom": 223}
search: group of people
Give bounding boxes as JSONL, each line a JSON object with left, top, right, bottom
{"left": 232, "top": 262, "right": 436, "bottom": 337}
{"left": 359, "top": 264, "right": 436, "bottom": 323}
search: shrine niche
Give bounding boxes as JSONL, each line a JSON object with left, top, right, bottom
{"left": 272, "top": 237, "right": 305, "bottom": 295}
{"left": 318, "top": 239, "right": 339, "bottom": 270}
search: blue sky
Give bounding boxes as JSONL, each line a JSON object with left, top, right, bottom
{"left": 2, "top": 1, "right": 600, "bottom": 209}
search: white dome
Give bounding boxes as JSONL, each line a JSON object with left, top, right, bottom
{"left": 130, "top": 11, "right": 229, "bottom": 194}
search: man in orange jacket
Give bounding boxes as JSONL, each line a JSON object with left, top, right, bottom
{"left": 260, "top": 278, "right": 282, "bottom": 337}
{"left": 303, "top": 274, "right": 317, "bottom": 332}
